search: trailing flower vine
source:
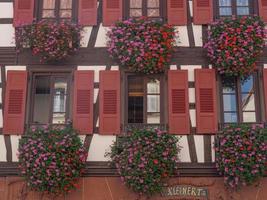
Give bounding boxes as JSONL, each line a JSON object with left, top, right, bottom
{"left": 107, "top": 17, "right": 176, "bottom": 74}
{"left": 15, "top": 20, "right": 82, "bottom": 62}
{"left": 205, "top": 16, "right": 266, "bottom": 78}
{"left": 18, "top": 124, "right": 87, "bottom": 196}
{"left": 106, "top": 129, "right": 180, "bottom": 196}
{"left": 215, "top": 124, "right": 267, "bottom": 189}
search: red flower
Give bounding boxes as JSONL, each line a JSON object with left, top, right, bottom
{"left": 153, "top": 159, "right": 159, "bottom": 165}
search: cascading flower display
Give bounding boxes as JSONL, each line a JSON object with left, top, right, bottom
{"left": 205, "top": 16, "right": 266, "bottom": 78}
{"left": 18, "top": 125, "right": 87, "bottom": 195}
{"left": 15, "top": 20, "right": 82, "bottom": 62}
{"left": 215, "top": 124, "right": 267, "bottom": 189}
{"left": 106, "top": 129, "right": 180, "bottom": 196}
{"left": 107, "top": 17, "right": 176, "bottom": 74}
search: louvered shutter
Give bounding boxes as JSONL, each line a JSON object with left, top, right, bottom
{"left": 259, "top": 0, "right": 267, "bottom": 22}
{"left": 263, "top": 69, "right": 267, "bottom": 120}
{"left": 168, "top": 0, "right": 187, "bottom": 25}
{"left": 103, "top": 0, "right": 122, "bottom": 26}
{"left": 99, "top": 71, "right": 120, "bottom": 134}
{"left": 79, "top": 0, "right": 97, "bottom": 25}
{"left": 3, "top": 71, "right": 27, "bottom": 135}
{"left": 193, "top": 0, "right": 213, "bottom": 24}
{"left": 168, "top": 70, "right": 190, "bottom": 134}
{"left": 13, "top": 0, "right": 34, "bottom": 27}
{"left": 73, "top": 71, "right": 94, "bottom": 134}
{"left": 195, "top": 69, "right": 217, "bottom": 133}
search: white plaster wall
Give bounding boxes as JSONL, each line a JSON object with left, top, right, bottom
{"left": 95, "top": 23, "right": 109, "bottom": 47}
{"left": 188, "top": 88, "right": 195, "bottom": 103}
{"left": 11, "top": 135, "right": 21, "bottom": 162}
{"left": 110, "top": 65, "right": 119, "bottom": 71}
{"left": 87, "top": 134, "right": 116, "bottom": 161}
{"left": 0, "top": 3, "right": 13, "bottom": 18}
{"left": 175, "top": 26, "right": 189, "bottom": 47}
{"left": 189, "top": 109, "right": 196, "bottom": 127}
{"left": 192, "top": 25, "right": 203, "bottom": 47}
{"left": 178, "top": 136, "right": 191, "bottom": 162}
{"left": 0, "top": 24, "right": 15, "bottom": 47}
{"left": 77, "top": 66, "right": 106, "bottom": 82}
{"left": 194, "top": 135, "right": 204, "bottom": 163}
{"left": 211, "top": 135, "right": 215, "bottom": 162}
{"left": 189, "top": 0, "right": 193, "bottom": 17}
{"left": 169, "top": 65, "right": 177, "bottom": 70}
{"left": 0, "top": 135, "right": 6, "bottom": 161}
{"left": 264, "top": 64, "right": 267, "bottom": 69}
{"left": 180, "top": 65, "right": 202, "bottom": 81}
{"left": 80, "top": 27, "right": 92, "bottom": 47}
{"left": 0, "top": 109, "right": 3, "bottom": 128}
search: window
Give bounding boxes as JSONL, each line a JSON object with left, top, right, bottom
{"left": 30, "top": 73, "right": 71, "bottom": 125}
{"left": 127, "top": 0, "right": 164, "bottom": 18}
{"left": 127, "top": 75, "right": 164, "bottom": 125}
{"left": 217, "top": 0, "right": 254, "bottom": 17}
{"left": 221, "top": 74, "right": 259, "bottom": 123}
{"left": 39, "top": 0, "right": 77, "bottom": 21}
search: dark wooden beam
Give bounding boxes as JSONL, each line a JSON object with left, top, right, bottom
{"left": 204, "top": 135, "right": 212, "bottom": 162}
{"left": 187, "top": 135, "right": 198, "bottom": 163}
{"left": 186, "top": 0, "right": 195, "bottom": 47}
{"left": 0, "top": 18, "right": 13, "bottom": 24}
{"left": 4, "top": 136, "right": 12, "bottom": 162}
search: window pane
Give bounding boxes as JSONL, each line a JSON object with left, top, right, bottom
{"left": 223, "top": 95, "right": 237, "bottom": 112}
{"left": 54, "top": 78, "right": 68, "bottom": 93}
{"left": 130, "top": 0, "right": 142, "bottom": 8}
{"left": 53, "top": 94, "right": 66, "bottom": 112}
{"left": 147, "top": 95, "right": 160, "bottom": 112}
{"left": 60, "top": 10, "right": 72, "bottom": 18}
{"left": 53, "top": 113, "right": 66, "bottom": 124}
{"left": 241, "top": 76, "right": 253, "bottom": 93}
{"left": 224, "top": 113, "right": 238, "bottom": 123}
{"left": 219, "top": 7, "right": 232, "bottom": 16}
{"left": 60, "top": 0, "right": 72, "bottom": 9}
{"left": 147, "top": 9, "right": 160, "bottom": 17}
{"left": 237, "top": 0, "right": 249, "bottom": 6}
{"left": 242, "top": 94, "right": 255, "bottom": 111}
{"left": 33, "top": 76, "right": 50, "bottom": 124}
{"left": 219, "top": 0, "right": 231, "bottom": 6}
{"left": 147, "top": 0, "right": 159, "bottom": 7}
{"left": 147, "top": 79, "right": 160, "bottom": 94}
{"left": 147, "top": 113, "right": 160, "bottom": 124}
{"left": 43, "top": 0, "right": 55, "bottom": 9}
{"left": 42, "top": 10, "right": 55, "bottom": 18}
{"left": 237, "top": 7, "right": 249, "bottom": 15}
{"left": 223, "top": 87, "right": 236, "bottom": 94}
{"left": 130, "top": 9, "right": 142, "bottom": 17}
{"left": 243, "top": 112, "right": 256, "bottom": 122}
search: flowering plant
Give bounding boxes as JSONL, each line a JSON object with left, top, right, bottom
{"left": 15, "top": 20, "right": 82, "bottom": 62}
{"left": 107, "top": 17, "right": 176, "bottom": 74}
{"left": 18, "top": 125, "right": 87, "bottom": 196}
{"left": 215, "top": 124, "right": 267, "bottom": 189}
{"left": 205, "top": 16, "right": 266, "bottom": 78}
{"left": 106, "top": 129, "right": 180, "bottom": 196}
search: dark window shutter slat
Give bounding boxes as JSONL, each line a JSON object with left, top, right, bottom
{"left": 3, "top": 71, "right": 27, "bottom": 135}
{"left": 78, "top": 0, "right": 97, "bottom": 25}
{"left": 103, "top": 0, "right": 122, "bottom": 26}
{"left": 14, "top": 0, "right": 34, "bottom": 27}
{"left": 259, "top": 0, "right": 267, "bottom": 22}
{"left": 99, "top": 71, "right": 120, "bottom": 134}
{"left": 73, "top": 71, "right": 94, "bottom": 134}
{"left": 168, "top": 0, "right": 187, "bottom": 25}
{"left": 168, "top": 70, "right": 190, "bottom": 134}
{"left": 195, "top": 69, "right": 217, "bottom": 134}
{"left": 193, "top": 0, "right": 213, "bottom": 24}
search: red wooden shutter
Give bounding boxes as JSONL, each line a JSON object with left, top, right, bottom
{"left": 13, "top": 0, "right": 34, "bottom": 27}
{"left": 99, "top": 71, "right": 120, "bottom": 134}
{"left": 73, "top": 71, "right": 94, "bottom": 134}
{"left": 195, "top": 69, "right": 217, "bottom": 133}
{"left": 168, "top": 70, "right": 190, "bottom": 134}
{"left": 168, "top": 0, "right": 187, "bottom": 25}
{"left": 78, "top": 0, "right": 97, "bottom": 25}
{"left": 263, "top": 69, "right": 267, "bottom": 120}
{"left": 3, "top": 71, "right": 27, "bottom": 135}
{"left": 193, "top": 0, "right": 213, "bottom": 24}
{"left": 259, "top": 0, "right": 267, "bottom": 22}
{"left": 102, "top": 0, "right": 122, "bottom": 26}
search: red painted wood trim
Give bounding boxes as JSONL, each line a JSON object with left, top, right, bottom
{"left": 13, "top": 0, "right": 34, "bottom": 27}
{"left": 168, "top": 0, "right": 187, "bottom": 25}
{"left": 193, "top": 0, "right": 213, "bottom": 25}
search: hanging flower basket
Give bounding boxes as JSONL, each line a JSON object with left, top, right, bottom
{"left": 205, "top": 16, "right": 266, "bottom": 78}
{"left": 15, "top": 20, "right": 82, "bottom": 62}
{"left": 18, "top": 124, "right": 87, "bottom": 196}
{"left": 215, "top": 124, "right": 267, "bottom": 189}
{"left": 106, "top": 129, "right": 180, "bottom": 196}
{"left": 107, "top": 17, "right": 176, "bottom": 74}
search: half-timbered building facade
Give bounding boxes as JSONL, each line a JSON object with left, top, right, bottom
{"left": 0, "top": 0, "right": 266, "bottom": 199}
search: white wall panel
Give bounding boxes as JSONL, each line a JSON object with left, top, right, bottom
{"left": 178, "top": 136, "right": 191, "bottom": 162}
{"left": 0, "top": 109, "right": 3, "bottom": 128}
{"left": 11, "top": 135, "right": 21, "bottom": 162}
{"left": 0, "top": 3, "right": 13, "bottom": 18}
{"left": 110, "top": 66, "right": 119, "bottom": 71}
{"left": 77, "top": 66, "right": 106, "bottom": 82}
{"left": 169, "top": 65, "right": 177, "bottom": 70}
{"left": 192, "top": 25, "right": 203, "bottom": 47}
{"left": 189, "top": 88, "right": 195, "bottom": 103}
{"left": 87, "top": 134, "right": 116, "bottom": 161}
{"left": 95, "top": 23, "right": 108, "bottom": 47}
{"left": 189, "top": 109, "right": 196, "bottom": 127}
{"left": 194, "top": 135, "right": 204, "bottom": 162}
{"left": 0, "top": 135, "right": 6, "bottom": 161}
{"left": 175, "top": 26, "right": 189, "bottom": 47}
{"left": 189, "top": 1, "right": 193, "bottom": 17}
{"left": 94, "top": 88, "right": 99, "bottom": 103}
{"left": 264, "top": 64, "right": 267, "bottom": 69}
{"left": 211, "top": 135, "right": 215, "bottom": 162}
{"left": 0, "top": 24, "right": 15, "bottom": 47}
{"left": 80, "top": 27, "right": 92, "bottom": 47}
{"left": 180, "top": 65, "right": 202, "bottom": 81}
